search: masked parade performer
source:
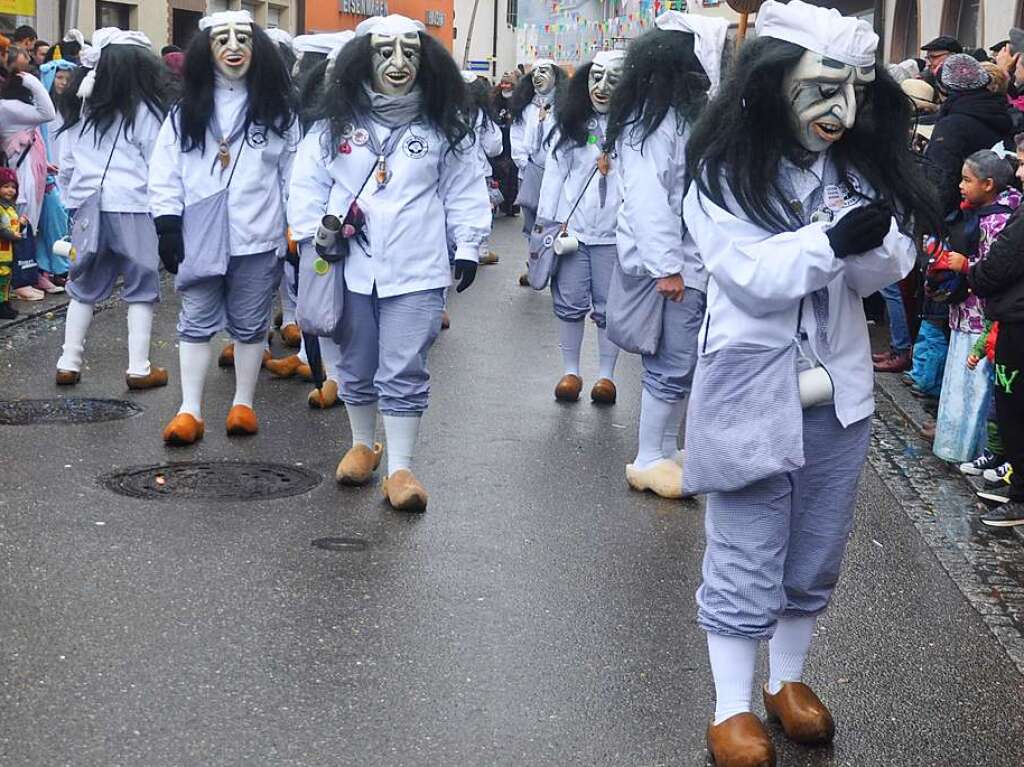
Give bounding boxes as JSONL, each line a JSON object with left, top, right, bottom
{"left": 289, "top": 14, "right": 490, "bottom": 512}
{"left": 55, "top": 28, "right": 173, "bottom": 389}
{"left": 604, "top": 11, "right": 726, "bottom": 498}
{"left": 534, "top": 50, "right": 625, "bottom": 404}
{"left": 681, "top": 3, "right": 941, "bottom": 764}
{"left": 509, "top": 58, "right": 565, "bottom": 241}
{"left": 149, "top": 10, "right": 298, "bottom": 445}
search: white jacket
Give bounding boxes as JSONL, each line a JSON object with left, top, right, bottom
{"left": 509, "top": 98, "right": 553, "bottom": 176}
{"left": 59, "top": 104, "right": 163, "bottom": 213}
{"left": 148, "top": 78, "right": 299, "bottom": 256}
{"left": 682, "top": 152, "right": 917, "bottom": 427}
{"left": 615, "top": 112, "right": 706, "bottom": 289}
{"left": 536, "top": 115, "right": 620, "bottom": 246}
{"left": 288, "top": 119, "right": 491, "bottom": 299}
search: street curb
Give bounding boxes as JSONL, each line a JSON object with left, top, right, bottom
{"left": 874, "top": 369, "right": 1024, "bottom": 544}
{"left": 0, "top": 291, "right": 72, "bottom": 334}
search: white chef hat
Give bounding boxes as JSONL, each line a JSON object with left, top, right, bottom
{"left": 199, "top": 10, "right": 254, "bottom": 32}
{"left": 461, "top": 70, "right": 480, "bottom": 83}
{"left": 264, "top": 27, "right": 294, "bottom": 49}
{"left": 355, "top": 14, "right": 425, "bottom": 37}
{"left": 591, "top": 49, "right": 626, "bottom": 68}
{"left": 754, "top": 0, "right": 878, "bottom": 68}
{"left": 326, "top": 31, "right": 357, "bottom": 62}
{"left": 77, "top": 27, "right": 153, "bottom": 98}
{"left": 531, "top": 57, "right": 556, "bottom": 69}
{"left": 294, "top": 31, "right": 354, "bottom": 56}
{"left": 654, "top": 11, "right": 729, "bottom": 95}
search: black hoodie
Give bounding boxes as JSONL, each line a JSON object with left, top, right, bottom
{"left": 924, "top": 89, "right": 1014, "bottom": 215}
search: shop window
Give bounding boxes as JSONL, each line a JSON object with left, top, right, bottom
{"left": 95, "top": 0, "right": 131, "bottom": 29}
{"left": 891, "top": 0, "right": 919, "bottom": 62}
{"left": 267, "top": 5, "right": 281, "bottom": 28}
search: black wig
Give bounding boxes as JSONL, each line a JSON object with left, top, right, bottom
{"left": 550, "top": 62, "right": 601, "bottom": 157}
{"left": 276, "top": 42, "right": 297, "bottom": 75}
{"left": 687, "top": 37, "right": 943, "bottom": 236}
{"left": 62, "top": 44, "right": 173, "bottom": 143}
{"left": 177, "top": 23, "right": 294, "bottom": 153}
{"left": 509, "top": 63, "right": 566, "bottom": 123}
{"left": 464, "top": 75, "right": 496, "bottom": 125}
{"left": 604, "top": 29, "right": 710, "bottom": 152}
{"left": 295, "top": 57, "right": 329, "bottom": 132}
{"left": 307, "top": 33, "right": 472, "bottom": 156}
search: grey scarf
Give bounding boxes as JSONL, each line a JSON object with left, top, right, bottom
{"left": 364, "top": 85, "right": 424, "bottom": 128}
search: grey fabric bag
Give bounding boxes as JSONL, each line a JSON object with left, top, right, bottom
{"left": 527, "top": 219, "right": 562, "bottom": 290}
{"left": 69, "top": 123, "right": 121, "bottom": 280}
{"left": 605, "top": 261, "right": 665, "bottom": 356}
{"left": 175, "top": 144, "right": 242, "bottom": 291}
{"left": 515, "top": 161, "right": 544, "bottom": 210}
{"left": 296, "top": 241, "right": 345, "bottom": 338}
{"left": 683, "top": 342, "right": 805, "bottom": 495}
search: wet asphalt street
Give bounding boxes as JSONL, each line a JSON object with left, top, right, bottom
{"left": 3, "top": 216, "right": 1024, "bottom": 766}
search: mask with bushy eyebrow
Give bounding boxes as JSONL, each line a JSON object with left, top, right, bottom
{"left": 783, "top": 50, "right": 875, "bottom": 153}
{"left": 370, "top": 32, "right": 421, "bottom": 96}
{"left": 210, "top": 21, "right": 254, "bottom": 80}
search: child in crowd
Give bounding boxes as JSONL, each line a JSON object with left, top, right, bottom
{"left": 960, "top": 320, "right": 1006, "bottom": 478}
{"left": 931, "top": 150, "right": 1020, "bottom": 463}
{"left": 0, "top": 167, "right": 26, "bottom": 319}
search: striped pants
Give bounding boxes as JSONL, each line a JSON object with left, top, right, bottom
{"left": 697, "top": 406, "right": 871, "bottom": 639}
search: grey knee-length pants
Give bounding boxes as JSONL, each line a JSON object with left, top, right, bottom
{"left": 697, "top": 405, "right": 872, "bottom": 639}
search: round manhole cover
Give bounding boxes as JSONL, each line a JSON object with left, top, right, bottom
{"left": 0, "top": 398, "right": 142, "bottom": 425}
{"left": 100, "top": 461, "right": 322, "bottom": 502}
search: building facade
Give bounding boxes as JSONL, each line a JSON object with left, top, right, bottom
{"left": 1, "top": 0, "right": 298, "bottom": 51}
{"left": 452, "top": 0, "right": 518, "bottom": 78}
{"left": 305, "top": 0, "right": 455, "bottom": 50}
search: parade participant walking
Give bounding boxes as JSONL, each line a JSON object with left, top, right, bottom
{"left": 288, "top": 14, "right": 490, "bottom": 512}
{"left": 509, "top": 58, "right": 565, "bottom": 237}
{"left": 149, "top": 10, "right": 298, "bottom": 445}
{"left": 682, "top": 3, "right": 941, "bottom": 763}
{"left": 605, "top": 11, "right": 726, "bottom": 498}
{"left": 535, "top": 50, "right": 625, "bottom": 404}
{"left": 54, "top": 28, "right": 172, "bottom": 389}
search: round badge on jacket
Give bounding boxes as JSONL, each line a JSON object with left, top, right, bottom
{"left": 403, "top": 135, "right": 429, "bottom": 159}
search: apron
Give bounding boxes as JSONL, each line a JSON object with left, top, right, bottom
{"left": 69, "top": 121, "right": 122, "bottom": 281}
{"left": 684, "top": 162, "right": 856, "bottom": 495}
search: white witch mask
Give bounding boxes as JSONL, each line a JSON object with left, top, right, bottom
{"left": 370, "top": 32, "right": 421, "bottom": 96}
{"left": 783, "top": 50, "right": 874, "bottom": 153}
{"left": 532, "top": 63, "right": 556, "bottom": 95}
{"left": 588, "top": 53, "right": 624, "bottom": 114}
{"left": 210, "top": 21, "right": 253, "bottom": 80}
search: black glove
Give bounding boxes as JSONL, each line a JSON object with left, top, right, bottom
{"left": 453, "top": 259, "right": 477, "bottom": 293}
{"left": 154, "top": 215, "right": 184, "bottom": 275}
{"left": 825, "top": 203, "right": 892, "bottom": 259}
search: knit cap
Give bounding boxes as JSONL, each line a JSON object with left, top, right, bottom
{"left": 941, "top": 53, "right": 990, "bottom": 91}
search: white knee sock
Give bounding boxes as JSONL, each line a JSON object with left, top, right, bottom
{"left": 178, "top": 340, "right": 212, "bottom": 419}
{"left": 347, "top": 403, "right": 378, "bottom": 448}
{"left": 708, "top": 633, "right": 759, "bottom": 725}
{"left": 661, "top": 398, "right": 686, "bottom": 459}
{"left": 768, "top": 615, "right": 817, "bottom": 694}
{"left": 383, "top": 414, "right": 420, "bottom": 475}
{"left": 297, "top": 334, "right": 308, "bottom": 365}
{"left": 126, "top": 303, "right": 154, "bottom": 377}
{"left": 558, "top": 319, "right": 584, "bottom": 377}
{"left": 57, "top": 299, "right": 94, "bottom": 372}
{"left": 232, "top": 341, "right": 264, "bottom": 408}
{"left": 633, "top": 390, "right": 674, "bottom": 469}
{"left": 596, "top": 325, "right": 619, "bottom": 381}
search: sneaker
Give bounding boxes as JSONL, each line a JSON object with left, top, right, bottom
{"left": 872, "top": 350, "right": 892, "bottom": 363}
{"left": 980, "top": 501, "right": 1024, "bottom": 527}
{"left": 36, "top": 273, "right": 64, "bottom": 294}
{"left": 0, "top": 301, "right": 18, "bottom": 320}
{"left": 983, "top": 462, "right": 1013, "bottom": 486}
{"left": 12, "top": 285, "right": 45, "bottom": 301}
{"left": 960, "top": 451, "right": 1004, "bottom": 476}
{"left": 49, "top": 273, "right": 68, "bottom": 288}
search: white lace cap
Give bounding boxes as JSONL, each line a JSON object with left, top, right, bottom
{"left": 355, "top": 14, "right": 425, "bottom": 37}
{"left": 199, "top": 10, "right": 254, "bottom": 32}
{"left": 754, "top": 0, "right": 878, "bottom": 67}
{"left": 654, "top": 11, "right": 729, "bottom": 94}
